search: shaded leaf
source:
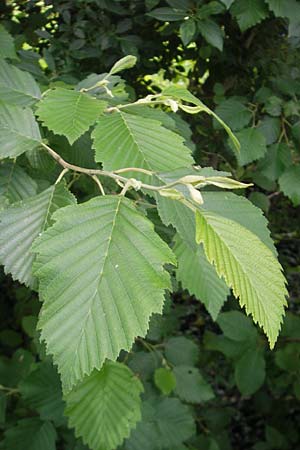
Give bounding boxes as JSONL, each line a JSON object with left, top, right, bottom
{"left": 65, "top": 362, "right": 143, "bottom": 450}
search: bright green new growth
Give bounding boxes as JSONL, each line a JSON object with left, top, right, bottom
{"left": 65, "top": 362, "right": 143, "bottom": 450}
{"left": 32, "top": 195, "right": 175, "bottom": 391}
{"left": 195, "top": 210, "right": 288, "bottom": 348}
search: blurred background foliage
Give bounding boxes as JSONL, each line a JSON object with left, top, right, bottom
{"left": 0, "top": 1, "right": 300, "bottom": 449}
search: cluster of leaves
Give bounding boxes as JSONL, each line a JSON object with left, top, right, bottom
{"left": 0, "top": 1, "right": 300, "bottom": 449}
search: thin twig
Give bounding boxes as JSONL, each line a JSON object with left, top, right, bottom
{"left": 91, "top": 175, "right": 106, "bottom": 195}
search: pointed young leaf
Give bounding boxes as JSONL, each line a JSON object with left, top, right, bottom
{"left": 0, "top": 162, "right": 37, "bottom": 203}
{"left": 195, "top": 210, "right": 288, "bottom": 348}
{"left": 0, "top": 25, "right": 17, "bottom": 59}
{"left": 174, "top": 234, "right": 229, "bottom": 320}
{"left": 36, "top": 88, "right": 107, "bottom": 144}
{"left": 65, "top": 362, "right": 143, "bottom": 450}
{"left": 32, "top": 196, "right": 175, "bottom": 391}
{"left": 109, "top": 55, "right": 137, "bottom": 75}
{"left": 92, "top": 111, "right": 194, "bottom": 181}
{"left": 0, "top": 102, "right": 41, "bottom": 158}
{"left": 0, "top": 183, "right": 75, "bottom": 287}
{"left": 0, "top": 59, "right": 41, "bottom": 106}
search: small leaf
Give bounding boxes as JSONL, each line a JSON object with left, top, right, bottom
{"left": 279, "top": 165, "right": 300, "bottom": 206}
{"left": 235, "top": 349, "right": 266, "bottom": 395}
{"left": 109, "top": 55, "right": 137, "bottom": 75}
{"left": 229, "top": 127, "right": 267, "bottom": 166}
{"left": 36, "top": 88, "right": 107, "bottom": 144}
{"left": 174, "top": 366, "right": 215, "bottom": 403}
{"left": 65, "top": 362, "right": 143, "bottom": 450}
{"left": 165, "top": 336, "right": 199, "bottom": 366}
{"left": 0, "top": 25, "right": 17, "bottom": 60}
{"left": 148, "top": 7, "right": 188, "bottom": 21}
{"left": 214, "top": 98, "right": 252, "bottom": 131}
{"left": 198, "top": 19, "right": 224, "bottom": 51}
{"left": 154, "top": 367, "right": 176, "bottom": 395}
{"left": 180, "top": 19, "right": 197, "bottom": 45}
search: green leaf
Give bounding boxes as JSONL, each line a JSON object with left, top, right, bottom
{"left": 264, "top": 95, "right": 282, "bottom": 117}
{"left": 148, "top": 7, "right": 188, "bottom": 21}
{"left": 266, "top": 0, "right": 300, "bottom": 21}
{"left": 230, "top": 0, "right": 269, "bottom": 31}
{"left": 174, "top": 234, "right": 229, "bottom": 320}
{"left": 229, "top": 127, "right": 267, "bottom": 166}
{"left": 0, "top": 59, "right": 41, "bottom": 106}
{"left": 65, "top": 362, "right": 143, "bottom": 450}
{"left": 154, "top": 367, "right": 176, "bottom": 395}
{"left": 180, "top": 19, "right": 197, "bottom": 45}
{"left": 249, "top": 192, "right": 270, "bottom": 213}
{"left": 214, "top": 98, "right": 252, "bottom": 131}
{"left": 174, "top": 366, "right": 215, "bottom": 403}
{"left": 20, "top": 362, "right": 65, "bottom": 425}
{"left": 257, "top": 143, "right": 292, "bottom": 182}
{"left": 200, "top": 191, "right": 277, "bottom": 254}
{"left": 32, "top": 196, "right": 175, "bottom": 392}
{"left": 217, "top": 311, "right": 257, "bottom": 342}
{"left": 0, "top": 183, "right": 75, "bottom": 287}
{"left": 235, "top": 349, "right": 265, "bottom": 395}
{"left": 0, "top": 102, "right": 41, "bottom": 158}
{"left": 109, "top": 55, "right": 137, "bottom": 75}
{"left": 198, "top": 19, "right": 223, "bottom": 51}
{"left": 258, "top": 116, "right": 280, "bottom": 145}
{"left": 1, "top": 418, "right": 56, "bottom": 450}
{"left": 279, "top": 165, "right": 300, "bottom": 206}
{"left": 0, "top": 25, "right": 17, "bottom": 60}
{"left": 165, "top": 336, "right": 199, "bottom": 366}
{"left": 195, "top": 210, "right": 287, "bottom": 348}
{"left": 0, "top": 161, "right": 37, "bottom": 203}
{"left": 92, "top": 111, "right": 194, "bottom": 181}
{"left": 125, "top": 398, "right": 196, "bottom": 449}
{"left": 36, "top": 88, "right": 107, "bottom": 144}
{"left": 158, "top": 189, "right": 277, "bottom": 255}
